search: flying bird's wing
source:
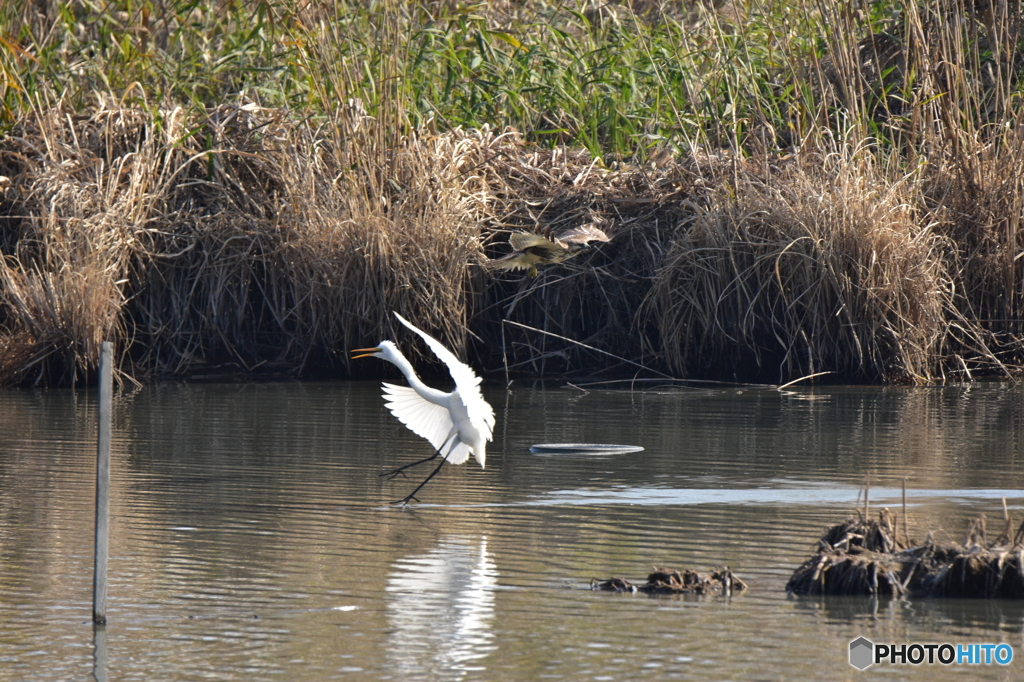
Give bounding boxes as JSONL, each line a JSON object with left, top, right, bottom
{"left": 485, "top": 231, "right": 560, "bottom": 271}
{"left": 554, "top": 224, "right": 610, "bottom": 246}
{"left": 508, "top": 231, "right": 561, "bottom": 253}
{"left": 393, "top": 312, "right": 496, "bottom": 439}
{"left": 485, "top": 250, "right": 538, "bottom": 271}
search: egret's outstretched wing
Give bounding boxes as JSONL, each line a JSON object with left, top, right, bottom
{"left": 393, "top": 312, "right": 496, "bottom": 439}
{"left": 381, "top": 382, "right": 454, "bottom": 452}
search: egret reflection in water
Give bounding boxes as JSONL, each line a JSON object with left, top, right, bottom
{"left": 386, "top": 536, "right": 498, "bottom": 677}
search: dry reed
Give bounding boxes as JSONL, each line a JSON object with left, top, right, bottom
{"left": 788, "top": 510, "right": 1024, "bottom": 599}
{"left": 649, "top": 144, "right": 954, "bottom": 384}
{"left": 2, "top": 102, "right": 1024, "bottom": 385}
{"left": 0, "top": 101, "right": 496, "bottom": 382}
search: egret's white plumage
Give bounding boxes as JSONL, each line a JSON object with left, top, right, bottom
{"left": 351, "top": 312, "right": 495, "bottom": 502}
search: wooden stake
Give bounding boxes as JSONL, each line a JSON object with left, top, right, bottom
{"left": 93, "top": 342, "right": 112, "bottom": 625}
{"left": 1002, "top": 496, "right": 1012, "bottom": 544}
{"left": 92, "top": 623, "right": 108, "bottom": 682}
{"left": 902, "top": 478, "right": 910, "bottom": 547}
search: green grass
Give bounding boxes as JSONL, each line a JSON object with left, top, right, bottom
{"left": 5, "top": 1, "right": 1015, "bottom": 166}
{"left": 0, "top": 1, "right": 836, "bottom": 157}
{"left": 5, "top": 1, "right": 1020, "bottom": 164}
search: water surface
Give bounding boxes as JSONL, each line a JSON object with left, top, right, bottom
{"left": 1, "top": 381, "right": 1023, "bottom": 680}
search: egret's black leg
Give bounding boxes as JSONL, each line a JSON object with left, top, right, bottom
{"left": 382, "top": 431, "right": 458, "bottom": 481}
{"left": 396, "top": 456, "right": 447, "bottom": 505}
{"left": 380, "top": 450, "right": 441, "bottom": 480}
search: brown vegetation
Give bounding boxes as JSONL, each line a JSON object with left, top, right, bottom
{"left": 787, "top": 511, "right": 1024, "bottom": 599}
{"left": 3, "top": 1, "right": 1024, "bottom": 386}
{"left": 592, "top": 565, "right": 747, "bottom": 595}
{"left": 0, "top": 103, "right": 500, "bottom": 383}
{"left": 2, "top": 102, "right": 1024, "bottom": 385}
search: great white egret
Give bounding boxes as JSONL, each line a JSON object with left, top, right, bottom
{"left": 486, "top": 223, "right": 611, "bottom": 276}
{"left": 351, "top": 312, "right": 496, "bottom": 504}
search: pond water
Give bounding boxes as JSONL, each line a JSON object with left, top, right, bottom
{"left": 1, "top": 380, "right": 1023, "bottom": 681}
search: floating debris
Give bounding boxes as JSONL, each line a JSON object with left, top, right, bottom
{"left": 592, "top": 566, "right": 747, "bottom": 596}
{"left": 529, "top": 443, "right": 645, "bottom": 455}
{"left": 591, "top": 576, "right": 636, "bottom": 593}
{"left": 787, "top": 509, "right": 1024, "bottom": 599}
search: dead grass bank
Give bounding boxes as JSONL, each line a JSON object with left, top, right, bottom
{"left": 0, "top": 102, "right": 496, "bottom": 383}
{"left": 0, "top": 103, "right": 1023, "bottom": 386}
{"left": 651, "top": 146, "right": 952, "bottom": 384}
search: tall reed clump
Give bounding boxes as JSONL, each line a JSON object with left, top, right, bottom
{"left": 0, "top": 105, "right": 155, "bottom": 384}
{"left": 904, "top": 2, "right": 1024, "bottom": 373}
{"left": 0, "top": 1, "right": 499, "bottom": 382}
{"left": 280, "top": 1, "right": 496, "bottom": 372}
{"left": 259, "top": 123, "right": 497, "bottom": 377}
{"left": 0, "top": 101, "right": 498, "bottom": 382}
{"left": 923, "top": 131, "right": 1024, "bottom": 377}
{"left": 650, "top": 145, "right": 953, "bottom": 384}
{"left": 644, "top": 0, "right": 1024, "bottom": 383}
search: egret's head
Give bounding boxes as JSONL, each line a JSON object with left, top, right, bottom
{"left": 350, "top": 340, "right": 397, "bottom": 362}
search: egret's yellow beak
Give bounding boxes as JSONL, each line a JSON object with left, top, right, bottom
{"left": 350, "top": 347, "right": 381, "bottom": 360}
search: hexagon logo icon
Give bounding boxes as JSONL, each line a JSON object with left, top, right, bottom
{"left": 849, "top": 637, "right": 874, "bottom": 670}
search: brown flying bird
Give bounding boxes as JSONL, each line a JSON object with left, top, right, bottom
{"left": 487, "top": 223, "right": 611, "bottom": 277}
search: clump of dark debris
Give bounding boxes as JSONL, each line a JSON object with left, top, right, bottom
{"left": 591, "top": 566, "right": 747, "bottom": 596}
{"left": 787, "top": 506, "right": 1024, "bottom": 599}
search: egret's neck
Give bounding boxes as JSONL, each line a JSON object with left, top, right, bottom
{"left": 386, "top": 353, "right": 450, "bottom": 406}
